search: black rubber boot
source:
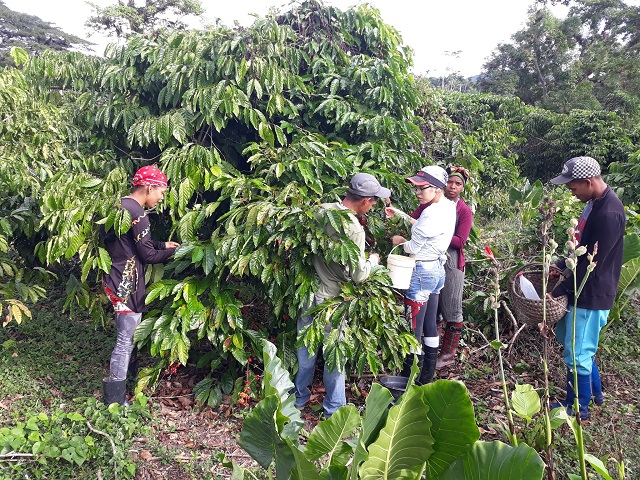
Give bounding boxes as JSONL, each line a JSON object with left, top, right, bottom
{"left": 419, "top": 347, "right": 439, "bottom": 385}
{"left": 103, "top": 378, "right": 130, "bottom": 406}
{"left": 127, "top": 356, "right": 139, "bottom": 390}
{"left": 401, "top": 353, "right": 424, "bottom": 381}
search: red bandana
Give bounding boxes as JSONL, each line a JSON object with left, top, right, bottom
{"left": 132, "top": 166, "right": 168, "bottom": 187}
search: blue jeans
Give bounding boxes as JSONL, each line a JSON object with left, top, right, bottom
{"left": 405, "top": 260, "right": 446, "bottom": 304}
{"left": 554, "top": 307, "right": 608, "bottom": 375}
{"left": 293, "top": 295, "right": 345, "bottom": 418}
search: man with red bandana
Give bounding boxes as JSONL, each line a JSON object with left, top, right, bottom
{"left": 100, "top": 166, "right": 180, "bottom": 406}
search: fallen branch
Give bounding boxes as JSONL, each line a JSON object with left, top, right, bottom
{"left": 86, "top": 421, "right": 118, "bottom": 480}
{"left": 501, "top": 301, "right": 518, "bottom": 332}
{"left": 151, "top": 393, "right": 195, "bottom": 399}
{"left": 508, "top": 324, "right": 528, "bottom": 357}
{"left": 0, "top": 452, "right": 36, "bottom": 461}
{"left": 467, "top": 327, "right": 493, "bottom": 356}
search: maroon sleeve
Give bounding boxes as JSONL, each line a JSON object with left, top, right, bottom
{"left": 449, "top": 200, "right": 473, "bottom": 250}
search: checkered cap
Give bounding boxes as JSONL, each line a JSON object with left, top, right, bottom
{"left": 550, "top": 156, "right": 601, "bottom": 185}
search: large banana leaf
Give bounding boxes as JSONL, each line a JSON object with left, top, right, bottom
{"left": 304, "top": 404, "right": 361, "bottom": 465}
{"left": 237, "top": 394, "right": 295, "bottom": 479}
{"left": 261, "top": 339, "right": 303, "bottom": 441}
{"left": 288, "top": 438, "right": 323, "bottom": 480}
{"left": 422, "top": 380, "right": 481, "bottom": 477}
{"left": 349, "top": 382, "right": 393, "bottom": 480}
{"left": 238, "top": 340, "right": 303, "bottom": 478}
{"left": 358, "top": 384, "right": 433, "bottom": 479}
{"left": 433, "top": 441, "right": 545, "bottom": 480}
{"left": 622, "top": 233, "right": 640, "bottom": 264}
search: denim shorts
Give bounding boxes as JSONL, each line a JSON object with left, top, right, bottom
{"left": 405, "top": 260, "right": 446, "bottom": 304}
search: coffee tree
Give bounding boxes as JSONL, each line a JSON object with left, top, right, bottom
{"left": 1, "top": 1, "right": 425, "bottom": 399}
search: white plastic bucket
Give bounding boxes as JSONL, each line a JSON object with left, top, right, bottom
{"left": 387, "top": 253, "right": 415, "bottom": 289}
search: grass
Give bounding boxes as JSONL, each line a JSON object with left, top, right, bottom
{"left": 1, "top": 308, "right": 114, "bottom": 426}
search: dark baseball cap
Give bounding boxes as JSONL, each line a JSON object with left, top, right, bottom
{"left": 550, "top": 156, "right": 601, "bottom": 185}
{"left": 348, "top": 173, "right": 391, "bottom": 198}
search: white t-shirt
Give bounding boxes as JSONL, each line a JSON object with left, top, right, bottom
{"left": 403, "top": 198, "right": 456, "bottom": 262}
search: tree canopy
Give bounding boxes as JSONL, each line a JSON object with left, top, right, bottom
{"left": 478, "top": 0, "right": 640, "bottom": 120}
{"left": 85, "top": 0, "right": 204, "bottom": 39}
{"left": 0, "top": 1, "right": 90, "bottom": 65}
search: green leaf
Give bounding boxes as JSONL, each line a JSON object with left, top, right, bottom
{"left": 10, "top": 46, "right": 29, "bottom": 66}
{"left": 511, "top": 384, "right": 541, "bottom": 421}
{"left": 238, "top": 394, "right": 294, "bottom": 470}
{"left": 422, "top": 380, "right": 481, "bottom": 477}
{"left": 583, "top": 454, "right": 614, "bottom": 480}
{"left": 350, "top": 382, "right": 392, "bottom": 479}
{"left": 359, "top": 385, "right": 432, "bottom": 479}
{"left": 433, "top": 441, "right": 545, "bottom": 480}
{"left": 304, "top": 405, "right": 360, "bottom": 463}
{"left": 622, "top": 233, "right": 640, "bottom": 265}
{"left": 289, "top": 439, "right": 323, "bottom": 480}
{"left": 97, "top": 248, "right": 112, "bottom": 274}
{"left": 79, "top": 178, "right": 102, "bottom": 188}
{"left": 258, "top": 122, "right": 275, "bottom": 147}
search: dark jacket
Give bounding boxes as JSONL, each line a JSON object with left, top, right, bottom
{"left": 101, "top": 197, "right": 175, "bottom": 313}
{"left": 552, "top": 186, "right": 625, "bottom": 310}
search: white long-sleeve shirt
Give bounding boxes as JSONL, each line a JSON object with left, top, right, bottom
{"left": 403, "top": 198, "right": 456, "bottom": 262}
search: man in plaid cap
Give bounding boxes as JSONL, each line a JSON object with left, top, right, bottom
{"left": 548, "top": 156, "right": 626, "bottom": 420}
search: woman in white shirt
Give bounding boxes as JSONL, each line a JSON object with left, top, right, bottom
{"left": 389, "top": 165, "right": 456, "bottom": 384}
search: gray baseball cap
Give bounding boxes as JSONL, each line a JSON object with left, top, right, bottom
{"left": 348, "top": 173, "right": 391, "bottom": 198}
{"left": 550, "top": 156, "right": 601, "bottom": 185}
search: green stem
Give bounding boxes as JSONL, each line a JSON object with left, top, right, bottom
{"left": 541, "top": 249, "right": 555, "bottom": 479}
{"left": 493, "top": 268, "right": 517, "bottom": 446}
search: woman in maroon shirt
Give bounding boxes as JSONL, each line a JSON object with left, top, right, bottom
{"left": 101, "top": 166, "right": 179, "bottom": 405}
{"left": 436, "top": 166, "right": 473, "bottom": 369}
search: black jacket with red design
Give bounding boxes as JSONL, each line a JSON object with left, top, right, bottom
{"left": 101, "top": 197, "right": 175, "bottom": 313}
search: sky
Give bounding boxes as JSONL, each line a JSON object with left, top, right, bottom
{"left": 3, "top": 0, "right": 568, "bottom": 77}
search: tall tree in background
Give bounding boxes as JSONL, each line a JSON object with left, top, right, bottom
{"left": 0, "top": 1, "right": 90, "bottom": 66}
{"left": 85, "top": 0, "right": 204, "bottom": 39}
{"left": 479, "top": 0, "right": 640, "bottom": 119}
{"left": 478, "top": 7, "right": 577, "bottom": 106}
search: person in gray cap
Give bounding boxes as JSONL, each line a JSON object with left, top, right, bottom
{"left": 294, "top": 172, "right": 391, "bottom": 418}
{"left": 388, "top": 165, "right": 456, "bottom": 385}
{"left": 548, "top": 156, "right": 626, "bottom": 420}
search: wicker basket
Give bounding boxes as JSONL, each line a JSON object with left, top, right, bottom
{"left": 508, "top": 263, "right": 568, "bottom": 326}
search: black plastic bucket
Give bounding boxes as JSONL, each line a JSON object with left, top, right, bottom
{"left": 378, "top": 375, "right": 410, "bottom": 401}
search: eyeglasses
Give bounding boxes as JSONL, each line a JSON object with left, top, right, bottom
{"left": 414, "top": 185, "right": 436, "bottom": 192}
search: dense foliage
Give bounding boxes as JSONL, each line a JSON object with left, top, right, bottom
{"left": 2, "top": 0, "right": 640, "bottom": 394}
{"left": 1, "top": 1, "right": 427, "bottom": 398}
{"left": 3, "top": 2, "right": 640, "bottom": 478}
